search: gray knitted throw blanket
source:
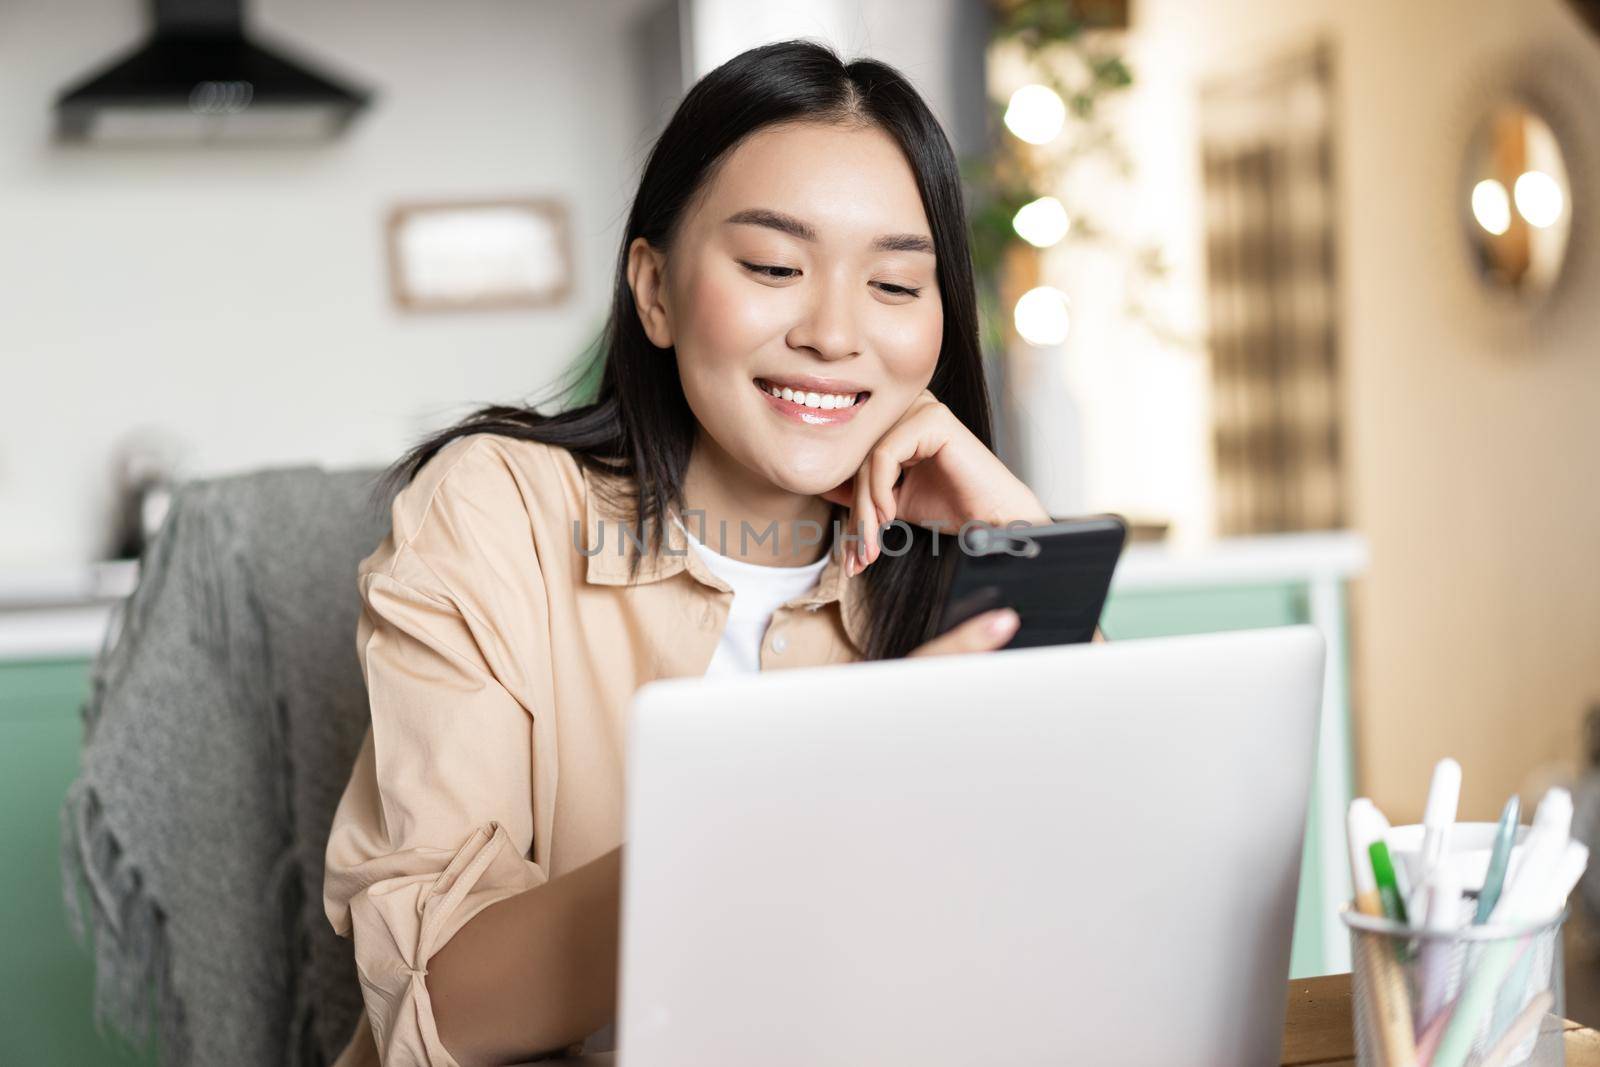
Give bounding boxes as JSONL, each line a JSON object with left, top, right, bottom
{"left": 59, "top": 466, "right": 393, "bottom": 1067}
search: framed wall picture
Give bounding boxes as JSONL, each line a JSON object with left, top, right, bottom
{"left": 385, "top": 197, "right": 573, "bottom": 311}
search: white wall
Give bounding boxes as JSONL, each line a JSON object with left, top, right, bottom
{"left": 0, "top": 0, "right": 661, "bottom": 566}
{"left": 1, "top": 0, "right": 985, "bottom": 569}
{"left": 686, "top": 0, "right": 981, "bottom": 152}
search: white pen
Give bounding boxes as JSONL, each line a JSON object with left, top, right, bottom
{"left": 1421, "top": 758, "right": 1461, "bottom": 868}
{"left": 1412, "top": 758, "right": 1461, "bottom": 915}
{"left": 1417, "top": 863, "right": 1464, "bottom": 1031}
{"left": 1543, "top": 839, "right": 1589, "bottom": 918}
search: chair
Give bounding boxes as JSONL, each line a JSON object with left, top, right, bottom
{"left": 59, "top": 465, "right": 395, "bottom": 1067}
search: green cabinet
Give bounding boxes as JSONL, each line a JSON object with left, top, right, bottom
{"left": 0, "top": 657, "right": 159, "bottom": 1065}
{"left": 1103, "top": 582, "right": 1308, "bottom": 639}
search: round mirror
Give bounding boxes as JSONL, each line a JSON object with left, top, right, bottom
{"left": 1461, "top": 102, "right": 1572, "bottom": 298}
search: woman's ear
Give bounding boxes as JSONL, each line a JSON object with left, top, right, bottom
{"left": 626, "top": 236, "right": 674, "bottom": 349}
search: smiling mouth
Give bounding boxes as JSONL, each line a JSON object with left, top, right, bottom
{"left": 753, "top": 378, "right": 870, "bottom": 411}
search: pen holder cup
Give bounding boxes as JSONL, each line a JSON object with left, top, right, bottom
{"left": 1341, "top": 903, "right": 1568, "bottom": 1067}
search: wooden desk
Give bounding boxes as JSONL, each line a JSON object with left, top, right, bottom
{"left": 1283, "top": 973, "right": 1600, "bottom": 1066}
{"left": 521, "top": 974, "right": 1600, "bottom": 1065}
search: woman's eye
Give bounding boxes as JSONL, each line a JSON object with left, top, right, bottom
{"left": 739, "top": 260, "right": 922, "bottom": 299}
{"left": 874, "top": 281, "right": 923, "bottom": 298}
{"left": 740, "top": 261, "right": 800, "bottom": 280}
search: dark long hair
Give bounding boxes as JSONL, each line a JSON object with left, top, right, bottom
{"left": 372, "top": 39, "right": 992, "bottom": 660}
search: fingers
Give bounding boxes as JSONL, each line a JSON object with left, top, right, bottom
{"left": 850, "top": 457, "right": 875, "bottom": 575}
{"left": 857, "top": 404, "right": 948, "bottom": 570}
{"left": 864, "top": 448, "right": 898, "bottom": 566}
{"left": 908, "top": 608, "right": 1020, "bottom": 658}
{"left": 839, "top": 390, "right": 950, "bottom": 576}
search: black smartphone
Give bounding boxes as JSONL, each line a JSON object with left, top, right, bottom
{"left": 935, "top": 515, "right": 1128, "bottom": 649}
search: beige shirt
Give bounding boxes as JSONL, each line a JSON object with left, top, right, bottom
{"left": 322, "top": 432, "right": 868, "bottom": 1067}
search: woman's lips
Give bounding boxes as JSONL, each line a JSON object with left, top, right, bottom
{"left": 753, "top": 377, "right": 868, "bottom": 426}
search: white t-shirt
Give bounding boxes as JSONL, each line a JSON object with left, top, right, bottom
{"left": 680, "top": 521, "right": 830, "bottom": 676}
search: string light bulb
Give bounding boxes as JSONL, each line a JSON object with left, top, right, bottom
{"left": 1012, "top": 196, "right": 1072, "bottom": 248}
{"left": 1004, "top": 84, "right": 1066, "bottom": 146}
{"left": 1014, "top": 286, "right": 1072, "bottom": 346}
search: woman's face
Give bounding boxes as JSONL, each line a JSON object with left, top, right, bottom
{"left": 628, "top": 120, "right": 943, "bottom": 496}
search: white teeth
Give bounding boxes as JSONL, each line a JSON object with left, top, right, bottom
{"left": 758, "top": 380, "right": 861, "bottom": 410}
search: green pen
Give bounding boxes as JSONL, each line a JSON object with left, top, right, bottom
{"left": 1369, "top": 839, "right": 1409, "bottom": 925}
{"left": 1474, "top": 794, "right": 1521, "bottom": 923}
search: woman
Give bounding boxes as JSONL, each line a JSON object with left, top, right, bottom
{"left": 322, "top": 39, "right": 1052, "bottom": 1067}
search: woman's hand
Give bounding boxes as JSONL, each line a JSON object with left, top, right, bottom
{"left": 908, "top": 607, "right": 1020, "bottom": 658}
{"left": 822, "top": 388, "right": 1050, "bottom": 576}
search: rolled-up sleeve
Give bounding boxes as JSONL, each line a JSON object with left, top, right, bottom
{"left": 324, "top": 443, "right": 555, "bottom": 1066}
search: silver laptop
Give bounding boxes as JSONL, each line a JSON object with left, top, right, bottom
{"left": 616, "top": 627, "right": 1325, "bottom": 1066}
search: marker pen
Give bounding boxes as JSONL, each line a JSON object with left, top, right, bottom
{"left": 1348, "top": 798, "right": 1419, "bottom": 1067}
{"left": 1475, "top": 794, "right": 1521, "bottom": 924}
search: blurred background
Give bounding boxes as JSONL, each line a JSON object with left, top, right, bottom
{"left": 4, "top": 0, "right": 1600, "bottom": 1061}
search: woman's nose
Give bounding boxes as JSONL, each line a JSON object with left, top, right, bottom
{"left": 786, "top": 277, "right": 862, "bottom": 362}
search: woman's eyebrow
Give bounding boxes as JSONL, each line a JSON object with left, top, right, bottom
{"left": 723, "top": 208, "right": 935, "bottom": 255}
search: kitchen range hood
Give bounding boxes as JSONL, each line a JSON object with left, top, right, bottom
{"left": 55, "top": 0, "right": 372, "bottom": 144}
